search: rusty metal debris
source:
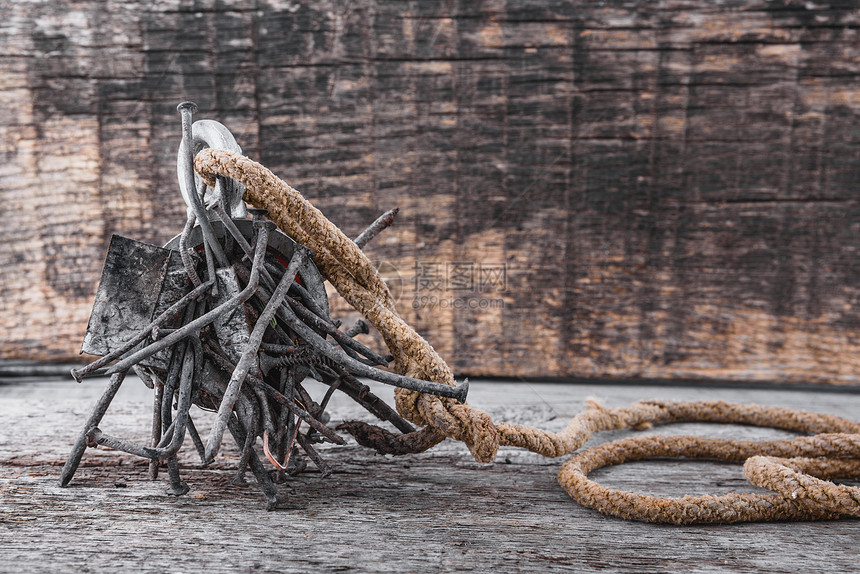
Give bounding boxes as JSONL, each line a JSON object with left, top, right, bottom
{"left": 59, "top": 102, "right": 467, "bottom": 509}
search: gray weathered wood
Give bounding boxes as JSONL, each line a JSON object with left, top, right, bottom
{"left": 2, "top": 378, "right": 860, "bottom": 572}
{"left": 4, "top": 1, "right": 860, "bottom": 384}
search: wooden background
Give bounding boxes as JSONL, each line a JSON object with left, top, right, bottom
{"left": 3, "top": 0, "right": 860, "bottom": 384}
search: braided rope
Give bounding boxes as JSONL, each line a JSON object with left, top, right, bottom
{"left": 195, "top": 148, "right": 860, "bottom": 524}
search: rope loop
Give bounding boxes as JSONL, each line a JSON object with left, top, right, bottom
{"left": 195, "top": 148, "right": 860, "bottom": 524}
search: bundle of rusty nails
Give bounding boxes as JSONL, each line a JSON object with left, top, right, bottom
{"left": 59, "top": 102, "right": 468, "bottom": 509}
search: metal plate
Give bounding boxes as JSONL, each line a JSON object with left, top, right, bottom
{"left": 81, "top": 235, "right": 172, "bottom": 358}
{"left": 143, "top": 251, "right": 192, "bottom": 370}
{"left": 211, "top": 266, "right": 256, "bottom": 372}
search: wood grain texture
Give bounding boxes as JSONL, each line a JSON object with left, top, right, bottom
{"left": 3, "top": 378, "right": 860, "bottom": 572}
{"left": 3, "top": 1, "right": 860, "bottom": 384}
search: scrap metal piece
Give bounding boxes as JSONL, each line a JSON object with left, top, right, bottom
{"left": 63, "top": 103, "right": 463, "bottom": 510}
{"left": 163, "top": 218, "right": 330, "bottom": 318}
{"left": 81, "top": 235, "right": 172, "bottom": 359}
{"left": 210, "top": 267, "right": 255, "bottom": 370}
{"left": 146, "top": 252, "right": 193, "bottom": 370}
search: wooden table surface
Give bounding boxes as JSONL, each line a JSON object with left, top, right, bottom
{"left": 2, "top": 377, "right": 859, "bottom": 573}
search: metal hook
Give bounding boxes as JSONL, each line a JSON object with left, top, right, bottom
{"left": 176, "top": 113, "right": 248, "bottom": 219}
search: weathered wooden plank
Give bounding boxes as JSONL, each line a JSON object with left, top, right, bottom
{"left": 4, "top": 1, "right": 860, "bottom": 385}
{"left": 2, "top": 378, "right": 860, "bottom": 572}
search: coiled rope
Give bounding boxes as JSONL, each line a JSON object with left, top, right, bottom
{"left": 195, "top": 148, "right": 860, "bottom": 524}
